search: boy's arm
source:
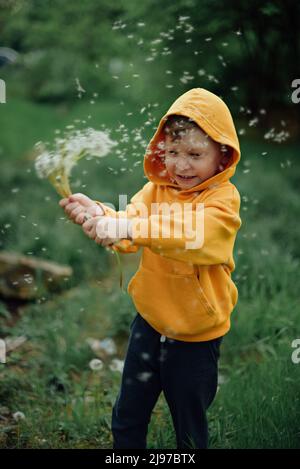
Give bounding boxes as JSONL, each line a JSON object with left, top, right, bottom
{"left": 129, "top": 186, "right": 242, "bottom": 265}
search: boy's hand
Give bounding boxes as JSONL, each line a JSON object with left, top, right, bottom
{"left": 82, "top": 216, "right": 133, "bottom": 247}
{"left": 59, "top": 193, "right": 104, "bottom": 225}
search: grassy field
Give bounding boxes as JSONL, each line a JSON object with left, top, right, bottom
{"left": 0, "top": 97, "right": 299, "bottom": 448}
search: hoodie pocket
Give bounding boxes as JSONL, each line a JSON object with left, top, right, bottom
{"left": 128, "top": 267, "right": 217, "bottom": 336}
{"left": 191, "top": 274, "right": 216, "bottom": 317}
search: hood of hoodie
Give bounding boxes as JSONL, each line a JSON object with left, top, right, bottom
{"left": 144, "top": 88, "right": 241, "bottom": 193}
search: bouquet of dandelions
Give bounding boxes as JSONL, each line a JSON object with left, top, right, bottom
{"left": 34, "top": 127, "right": 125, "bottom": 291}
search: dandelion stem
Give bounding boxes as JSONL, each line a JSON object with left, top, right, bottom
{"left": 48, "top": 170, "right": 72, "bottom": 198}
{"left": 35, "top": 127, "right": 121, "bottom": 289}
{"left": 112, "top": 247, "right": 125, "bottom": 293}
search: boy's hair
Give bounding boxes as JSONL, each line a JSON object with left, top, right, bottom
{"left": 163, "top": 114, "right": 231, "bottom": 161}
{"left": 163, "top": 115, "right": 198, "bottom": 141}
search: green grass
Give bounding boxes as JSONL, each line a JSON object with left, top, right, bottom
{"left": 0, "top": 98, "right": 300, "bottom": 448}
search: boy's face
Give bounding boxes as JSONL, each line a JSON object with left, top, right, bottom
{"left": 164, "top": 126, "right": 227, "bottom": 189}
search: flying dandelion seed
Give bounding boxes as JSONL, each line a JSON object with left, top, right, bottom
{"left": 75, "top": 78, "right": 86, "bottom": 98}
{"left": 249, "top": 117, "right": 259, "bottom": 127}
{"left": 264, "top": 128, "right": 290, "bottom": 143}
{"left": 137, "top": 371, "right": 152, "bottom": 382}
{"left": 141, "top": 352, "right": 151, "bottom": 361}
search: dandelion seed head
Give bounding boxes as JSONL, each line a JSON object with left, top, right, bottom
{"left": 34, "top": 128, "right": 118, "bottom": 184}
{"left": 89, "top": 358, "right": 104, "bottom": 371}
{"left": 13, "top": 411, "right": 26, "bottom": 422}
{"left": 109, "top": 358, "right": 124, "bottom": 373}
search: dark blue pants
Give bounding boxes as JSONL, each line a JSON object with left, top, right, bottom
{"left": 111, "top": 312, "right": 223, "bottom": 449}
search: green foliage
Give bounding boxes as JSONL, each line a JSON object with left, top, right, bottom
{"left": 1, "top": 0, "right": 300, "bottom": 114}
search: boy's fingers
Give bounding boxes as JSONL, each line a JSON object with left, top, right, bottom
{"left": 59, "top": 198, "right": 69, "bottom": 207}
{"left": 79, "top": 207, "right": 103, "bottom": 223}
{"left": 70, "top": 205, "right": 83, "bottom": 217}
{"left": 75, "top": 212, "right": 86, "bottom": 225}
{"left": 79, "top": 211, "right": 94, "bottom": 224}
{"left": 82, "top": 219, "right": 94, "bottom": 231}
{"left": 82, "top": 227, "right": 94, "bottom": 240}
{"left": 101, "top": 239, "right": 113, "bottom": 247}
{"left": 88, "top": 225, "right": 97, "bottom": 239}
{"left": 66, "top": 203, "right": 81, "bottom": 216}
{"left": 68, "top": 193, "right": 93, "bottom": 207}
{"left": 95, "top": 236, "right": 107, "bottom": 246}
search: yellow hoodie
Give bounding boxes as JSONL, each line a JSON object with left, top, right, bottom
{"left": 98, "top": 88, "right": 242, "bottom": 342}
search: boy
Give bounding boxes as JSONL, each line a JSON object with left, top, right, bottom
{"left": 59, "top": 88, "right": 242, "bottom": 449}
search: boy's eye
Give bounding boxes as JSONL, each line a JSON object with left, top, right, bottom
{"left": 189, "top": 153, "right": 201, "bottom": 158}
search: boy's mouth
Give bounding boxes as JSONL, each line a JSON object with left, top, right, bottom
{"left": 176, "top": 174, "right": 197, "bottom": 180}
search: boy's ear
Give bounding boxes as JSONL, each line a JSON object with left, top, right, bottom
{"left": 221, "top": 152, "right": 231, "bottom": 165}
{"left": 219, "top": 145, "right": 232, "bottom": 170}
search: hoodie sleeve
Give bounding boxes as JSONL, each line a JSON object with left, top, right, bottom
{"left": 130, "top": 186, "right": 242, "bottom": 265}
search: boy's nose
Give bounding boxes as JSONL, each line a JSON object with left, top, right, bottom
{"left": 176, "top": 157, "right": 190, "bottom": 171}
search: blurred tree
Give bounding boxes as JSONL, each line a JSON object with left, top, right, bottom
{"left": 1, "top": 0, "right": 131, "bottom": 101}
{"left": 1, "top": 0, "right": 299, "bottom": 119}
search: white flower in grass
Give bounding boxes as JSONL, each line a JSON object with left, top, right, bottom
{"left": 109, "top": 358, "right": 124, "bottom": 373}
{"left": 84, "top": 394, "right": 95, "bottom": 404}
{"left": 86, "top": 337, "right": 117, "bottom": 355}
{"left": 89, "top": 358, "right": 104, "bottom": 371}
{"left": 13, "top": 411, "right": 26, "bottom": 421}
